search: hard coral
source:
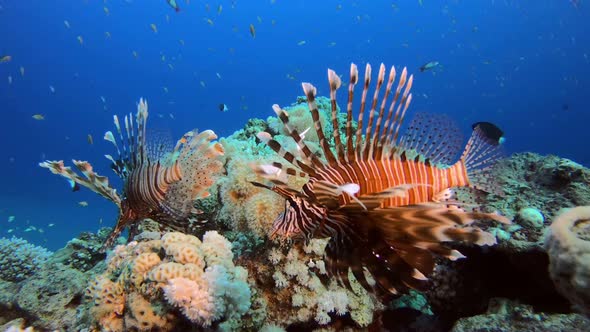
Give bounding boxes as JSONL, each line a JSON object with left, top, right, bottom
{"left": 545, "top": 206, "right": 590, "bottom": 315}
{"left": 83, "top": 231, "right": 251, "bottom": 331}
{"left": 0, "top": 237, "right": 52, "bottom": 282}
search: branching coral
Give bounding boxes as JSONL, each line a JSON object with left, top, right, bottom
{"left": 252, "top": 239, "right": 381, "bottom": 328}
{"left": 0, "top": 237, "right": 52, "bottom": 282}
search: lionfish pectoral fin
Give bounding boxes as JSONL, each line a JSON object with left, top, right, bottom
{"left": 339, "top": 184, "right": 422, "bottom": 211}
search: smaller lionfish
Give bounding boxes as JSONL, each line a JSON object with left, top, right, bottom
{"left": 40, "top": 99, "right": 224, "bottom": 249}
{"left": 254, "top": 63, "right": 509, "bottom": 297}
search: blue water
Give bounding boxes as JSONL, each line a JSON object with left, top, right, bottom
{"left": 0, "top": 1, "right": 588, "bottom": 250}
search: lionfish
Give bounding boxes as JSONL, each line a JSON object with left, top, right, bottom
{"left": 40, "top": 99, "right": 224, "bottom": 249}
{"left": 254, "top": 63, "right": 509, "bottom": 297}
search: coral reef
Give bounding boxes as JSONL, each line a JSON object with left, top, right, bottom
{"left": 2, "top": 99, "right": 590, "bottom": 332}
{"left": 0, "top": 237, "right": 52, "bottom": 282}
{"left": 242, "top": 239, "right": 381, "bottom": 329}
{"left": 451, "top": 298, "right": 589, "bottom": 332}
{"left": 545, "top": 206, "right": 590, "bottom": 315}
{"left": 82, "top": 231, "right": 251, "bottom": 331}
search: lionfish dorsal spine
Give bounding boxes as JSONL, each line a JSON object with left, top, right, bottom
{"left": 327, "top": 69, "right": 347, "bottom": 163}
{"left": 370, "top": 65, "right": 396, "bottom": 160}
{"left": 302, "top": 82, "right": 338, "bottom": 167}
{"left": 361, "top": 63, "right": 386, "bottom": 161}
{"left": 345, "top": 63, "right": 359, "bottom": 163}
{"left": 354, "top": 63, "right": 372, "bottom": 160}
{"left": 135, "top": 98, "right": 149, "bottom": 162}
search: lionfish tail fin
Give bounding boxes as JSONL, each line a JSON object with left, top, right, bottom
{"left": 39, "top": 160, "right": 122, "bottom": 207}
{"left": 460, "top": 123, "right": 505, "bottom": 196}
{"left": 162, "top": 130, "right": 225, "bottom": 219}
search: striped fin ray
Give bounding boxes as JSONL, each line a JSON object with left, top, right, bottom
{"left": 327, "top": 69, "right": 346, "bottom": 163}
{"left": 369, "top": 65, "right": 396, "bottom": 159}
{"left": 135, "top": 98, "right": 149, "bottom": 163}
{"left": 361, "top": 63, "right": 387, "bottom": 161}
{"left": 270, "top": 104, "right": 324, "bottom": 172}
{"left": 302, "top": 82, "right": 338, "bottom": 166}
{"left": 345, "top": 64, "right": 359, "bottom": 162}
{"left": 354, "top": 63, "right": 372, "bottom": 159}
{"left": 397, "top": 113, "right": 464, "bottom": 165}
{"left": 39, "top": 160, "right": 122, "bottom": 207}
{"left": 377, "top": 67, "right": 413, "bottom": 153}
{"left": 258, "top": 134, "right": 317, "bottom": 178}
{"left": 460, "top": 126, "right": 505, "bottom": 195}
{"left": 325, "top": 205, "right": 508, "bottom": 295}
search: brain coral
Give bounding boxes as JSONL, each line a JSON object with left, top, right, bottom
{"left": 83, "top": 231, "right": 251, "bottom": 331}
{"left": 545, "top": 206, "right": 590, "bottom": 315}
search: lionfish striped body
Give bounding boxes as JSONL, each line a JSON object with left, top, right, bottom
{"left": 40, "top": 99, "right": 224, "bottom": 249}
{"left": 255, "top": 63, "right": 508, "bottom": 297}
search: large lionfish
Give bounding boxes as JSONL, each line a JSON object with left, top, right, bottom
{"left": 40, "top": 99, "right": 224, "bottom": 249}
{"left": 254, "top": 63, "right": 509, "bottom": 297}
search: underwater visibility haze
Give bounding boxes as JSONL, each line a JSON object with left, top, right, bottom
{"left": 0, "top": 1, "right": 589, "bottom": 331}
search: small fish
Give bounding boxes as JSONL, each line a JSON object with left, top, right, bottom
{"left": 105, "top": 31, "right": 111, "bottom": 39}
{"left": 179, "top": 39, "right": 185, "bottom": 45}
{"left": 100, "top": 96, "right": 106, "bottom": 103}
{"left": 472, "top": 122, "right": 505, "bottom": 145}
{"left": 49, "top": 85, "right": 55, "bottom": 93}
{"left": 0, "top": 55, "right": 11, "bottom": 63}
{"left": 7, "top": 229, "right": 13, "bottom": 233}
{"left": 78, "top": 201, "right": 89, "bottom": 207}
{"left": 150, "top": 23, "right": 158, "bottom": 33}
{"left": 19, "top": 66, "right": 24, "bottom": 76}
{"left": 217, "top": 4, "right": 222, "bottom": 14}
{"left": 166, "top": 0, "right": 180, "bottom": 12}
{"left": 87, "top": 134, "right": 94, "bottom": 145}
{"left": 103, "top": 6, "right": 110, "bottom": 15}
{"left": 216, "top": 72, "right": 222, "bottom": 79}
{"left": 77, "top": 35, "right": 84, "bottom": 45}
{"left": 219, "top": 103, "right": 229, "bottom": 112}
{"left": 24, "top": 227, "right": 34, "bottom": 232}
{"left": 38, "top": 228, "right": 44, "bottom": 233}
{"left": 206, "top": 18, "right": 214, "bottom": 26}
{"left": 32, "top": 114, "right": 45, "bottom": 120}
{"left": 419, "top": 61, "right": 439, "bottom": 72}
{"left": 48, "top": 223, "right": 55, "bottom": 227}
{"left": 200, "top": 80, "right": 206, "bottom": 87}
{"left": 67, "top": 179, "right": 80, "bottom": 192}
{"left": 163, "top": 86, "right": 169, "bottom": 93}
{"left": 64, "top": 20, "right": 70, "bottom": 29}
{"left": 257, "top": 16, "right": 262, "bottom": 23}
{"left": 249, "top": 24, "right": 256, "bottom": 38}
{"left": 132, "top": 50, "right": 138, "bottom": 58}
{"left": 7, "top": 75, "right": 12, "bottom": 85}
{"left": 297, "top": 40, "right": 306, "bottom": 46}
{"left": 7, "top": 216, "right": 15, "bottom": 223}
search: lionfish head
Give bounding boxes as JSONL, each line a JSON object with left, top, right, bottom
{"left": 270, "top": 196, "right": 305, "bottom": 240}
{"left": 252, "top": 182, "right": 327, "bottom": 241}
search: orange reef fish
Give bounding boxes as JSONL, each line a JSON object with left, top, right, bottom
{"left": 254, "top": 63, "right": 508, "bottom": 297}
{"left": 40, "top": 99, "right": 224, "bottom": 249}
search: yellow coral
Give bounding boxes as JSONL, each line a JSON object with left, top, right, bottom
{"left": 147, "top": 262, "right": 186, "bottom": 284}
{"left": 125, "top": 292, "right": 173, "bottom": 331}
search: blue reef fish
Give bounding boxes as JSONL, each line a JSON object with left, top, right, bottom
{"left": 219, "top": 103, "right": 229, "bottom": 112}
{"left": 166, "top": 0, "right": 180, "bottom": 12}
{"left": 419, "top": 61, "right": 439, "bottom": 72}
